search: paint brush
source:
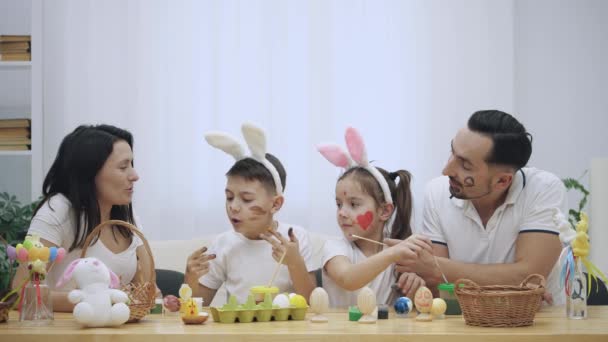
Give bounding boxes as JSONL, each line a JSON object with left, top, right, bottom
{"left": 349, "top": 234, "right": 387, "bottom": 247}
{"left": 433, "top": 256, "right": 449, "bottom": 284}
{"left": 267, "top": 249, "right": 287, "bottom": 288}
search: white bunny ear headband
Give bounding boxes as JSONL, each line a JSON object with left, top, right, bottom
{"left": 317, "top": 127, "right": 392, "bottom": 204}
{"left": 204, "top": 123, "right": 283, "bottom": 196}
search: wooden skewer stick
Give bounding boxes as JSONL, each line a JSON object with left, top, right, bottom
{"left": 349, "top": 234, "right": 387, "bottom": 247}
{"left": 434, "top": 256, "right": 449, "bottom": 284}
{"left": 267, "top": 249, "right": 287, "bottom": 288}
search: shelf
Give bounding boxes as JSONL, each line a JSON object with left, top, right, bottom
{"left": 0, "top": 150, "right": 31, "bottom": 156}
{"left": 0, "top": 61, "right": 31, "bottom": 69}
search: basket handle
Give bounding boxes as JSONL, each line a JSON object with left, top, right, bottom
{"left": 520, "top": 273, "right": 545, "bottom": 290}
{"left": 80, "top": 220, "right": 156, "bottom": 284}
{"left": 454, "top": 278, "right": 480, "bottom": 291}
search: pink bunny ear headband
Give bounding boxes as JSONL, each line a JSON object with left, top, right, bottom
{"left": 204, "top": 123, "right": 283, "bottom": 196}
{"left": 317, "top": 127, "right": 393, "bottom": 204}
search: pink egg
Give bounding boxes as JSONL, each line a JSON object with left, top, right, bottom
{"left": 17, "top": 248, "right": 28, "bottom": 262}
{"left": 55, "top": 248, "right": 66, "bottom": 263}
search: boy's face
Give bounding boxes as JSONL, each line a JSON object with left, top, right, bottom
{"left": 335, "top": 176, "right": 387, "bottom": 241}
{"left": 225, "top": 176, "right": 282, "bottom": 239}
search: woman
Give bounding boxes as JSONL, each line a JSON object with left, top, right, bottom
{"left": 13, "top": 124, "right": 152, "bottom": 312}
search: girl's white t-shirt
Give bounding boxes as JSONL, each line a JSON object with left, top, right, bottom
{"left": 322, "top": 237, "right": 396, "bottom": 308}
{"left": 27, "top": 194, "right": 142, "bottom": 291}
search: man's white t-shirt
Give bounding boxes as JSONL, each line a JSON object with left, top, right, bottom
{"left": 28, "top": 194, "right": 142, "bottom": 291}
{"left": 200, "top": 222, "right": 315, "bottom": 304}
{"left": 322, "top": 237, "right": 396, "bottom": 308}
{"left": 420, "top": 167, "right": 566, "bottom": 305}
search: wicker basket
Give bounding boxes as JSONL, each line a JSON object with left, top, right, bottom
{"left": 454, "top": 274, "right": 545, "bottom": 327}
{"left": 81, "top": 220, "right": 157, "bottom": 323}
{"left": 0, "top": 236, "right": 16, "bottom": 323}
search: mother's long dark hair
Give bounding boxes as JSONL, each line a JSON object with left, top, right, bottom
{"left": 34, "top": 124, "right": 136, "bottom": 251}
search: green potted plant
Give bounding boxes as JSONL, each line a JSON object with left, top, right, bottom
{"left": 562, "top": 172, "right": 590, "bottom": 229}
{"left": 0, "top": 192, "right": 39, "bottom": 321}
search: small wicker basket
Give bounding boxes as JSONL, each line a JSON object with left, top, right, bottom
{"left": 0, "top": 235, "right": 17, "bottom": 323}
{"left": 81, "top": 220, "right": 157, "bottom": 323}
{"left": 454, "top": 274, "right": 545, "bottom": 327}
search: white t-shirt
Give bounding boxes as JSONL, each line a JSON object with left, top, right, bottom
{"left": 420, "top": 167, "right": 566, "bottom": 305}
{"left": 28, "top": 194, "right": 142, "bottom": 291}
{"left": 322, "top": 237, "right": 396, "bottom": 308}
{"left": 200, "top": 222, "right": 315, "bottom": 304}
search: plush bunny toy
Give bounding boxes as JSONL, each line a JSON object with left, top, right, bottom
{"left": 56, "top": 257, "right": 130, "bottom": 327}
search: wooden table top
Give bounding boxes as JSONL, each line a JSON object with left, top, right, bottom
{"left": 1, "top": 306, "right": 607, "bottom": 342}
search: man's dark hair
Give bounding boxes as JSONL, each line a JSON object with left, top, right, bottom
{"left": 226, "top": 153, "right": 286, "bottom": 194}
{"left": 468, "top": 110, "right": 532, "bottom": 170}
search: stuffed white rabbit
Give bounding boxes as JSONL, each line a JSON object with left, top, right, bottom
{"left": 56, "top": 257, "right": 130, "bottom": 327}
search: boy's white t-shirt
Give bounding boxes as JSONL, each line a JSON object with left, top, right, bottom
{"left": 27, "top": 194, "right": 143, "bottom": 291}
{"left": 199, "top": 222, "right": 315, "bottom": 304}
{"left": 322, "top": 237, "right": 396, "bottom": 308}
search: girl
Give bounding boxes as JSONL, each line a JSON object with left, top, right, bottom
{"left": 318, "top": 127, "right": 431, "bottom": 307}
{"left": 12, "top": 124, "right": 152, "bottom": 312}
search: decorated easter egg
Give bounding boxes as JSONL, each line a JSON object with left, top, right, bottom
{"left": 28, "top": 247, "right": 40, "bottom": 261}
{"left": 55, "top": 248, "right": 66, "bottom": 263}
{"left": 7, "top": 245, "right": 16, "bottom": 261}
{"left": 430, "top": 298, "right": 447, "bottom": 316}
{"left": 394, "top": 296, "right": 413, "bottom": 314}
{"left": 49, "top": 247, "right": 58, "bottom": 262}
{"left": 289, "top": 294, "right": 308, "bottom": 308}
{"left": 357, "top": 287, "right": 376, "bottom": 315}
{"left": 22, "top": 239, "right": 33, "bottom": 250}
{"left": 16, "top": 248, "right": 28, "bottom": 262}
{"left": 272, "top": 293, "right": 290, "bottom": 308}
{"left": 414, "top": 286, "right": 433, "bottom": 313}
{"left": 38, "top": 247, "right": 50, "bottom": 262}
{"left": 309, "top": 287, "right": 329, "bottom": 314}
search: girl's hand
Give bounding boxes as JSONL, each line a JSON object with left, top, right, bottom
{"left": 184, "top": 246, "right": 216, "bottom": 288}
{"left": 395, "top": 272, "right": 426, "bottom": 299}
{"left": 260, "top": 227, "right": 302, "bottom": 266}
{"left": 163, "top": 295, "right": 181, "bottom": 312}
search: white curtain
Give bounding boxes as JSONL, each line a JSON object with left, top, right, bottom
{"left": 40, "top": 0, "right": 514, "bottom": 240}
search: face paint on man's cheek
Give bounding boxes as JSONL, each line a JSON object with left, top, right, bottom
{"left": 463, "top": 176, "right": 476, "bottom": 187}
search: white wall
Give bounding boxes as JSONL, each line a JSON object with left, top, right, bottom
{"left": 514, "top": 0, "right": 608, "bottom": 272}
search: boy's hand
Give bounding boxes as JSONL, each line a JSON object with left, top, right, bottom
{"left": 260, "top": 227, "right": 302, "bottom": 266}
{"left": 395, "top": 272, "right": 426, "bottom": 299}
{"left": 184, "top": 246, "right": 216, "bottom": 288}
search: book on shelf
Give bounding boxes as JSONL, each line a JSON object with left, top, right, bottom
{"left": 0, "top": 41, "right": 30, "bottom": 53}
{"left": 0, "top": 119, "right": 30, "bottom": 128}
{"left": 0, "top": 127, "right": 30, "bottom": 138}
{"left": 0, "top": 144, "right": 29, "bottom": 151}
{"left": 0, "top": 52, "right": 31, "bottom": 61}
{"left": 0, "top": 35, "right": 31, "bottom": 43}
{"left": 0, "top": 137, "right": 31, "bottom": 145}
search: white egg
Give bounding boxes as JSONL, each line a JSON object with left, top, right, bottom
{"left": 272, "top": 294, "right": 291, "bottom": 308}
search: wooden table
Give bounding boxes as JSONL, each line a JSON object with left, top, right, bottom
{"left": 1, "top": 306, "right": 607, "bottom": 342}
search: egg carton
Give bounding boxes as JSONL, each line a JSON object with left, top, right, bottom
{"left": 209, "top": 293, "right": 308, "bottom": 323}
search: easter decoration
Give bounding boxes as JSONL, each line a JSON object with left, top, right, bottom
{"left": 414, "top": 286, "right": 433, "bottom": 322}
{"left": 209, "top": 291, "right": 308, "bottom": 323}
{"left": 55, "top": 257, "right": 130, "bottom": 327}
{"left": 357, "top": 287, "right": 377, "bottom": 324}
{"left": 555, "top": 210, "right": 607, "bottom": 319}
{"left": 2, "top": 234, "right": 66, "bottom": 324}
{"left": 309, "top": 287, "right": 329, "bottom": 323}
{"left": 430, "top": 298, "right": 447, "bottom": 319}
{"left": 178, "top": 283, "right": 208, "bottom": 324}
{"left": 393, "top": 296, "right": 413, "bottom": 317}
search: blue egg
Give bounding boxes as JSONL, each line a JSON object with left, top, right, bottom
{"left": 394, "top": 296, "right": 413, "bottom": 315}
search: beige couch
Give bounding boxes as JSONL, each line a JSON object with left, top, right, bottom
{"left": 149, "top": 232, "right": 333, "bottom": 306}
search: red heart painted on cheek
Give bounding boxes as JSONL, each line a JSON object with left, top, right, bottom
{"left": 356, "top": 211, "right": 374, "bottom": 230}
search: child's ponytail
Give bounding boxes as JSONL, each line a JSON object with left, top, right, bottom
{"left": 386, "top": 170, "right": 413, "bottom": 240}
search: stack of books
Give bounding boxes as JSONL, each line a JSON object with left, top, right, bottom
{"left": 0, "top": 119, "right": 31, "bottom": 150}
{"left": 0, "top": 35, "right": 31, "bottom": 61}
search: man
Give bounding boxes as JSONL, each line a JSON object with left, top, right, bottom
{"left": 389, "top": 110, "right": 565, "bottom": 304}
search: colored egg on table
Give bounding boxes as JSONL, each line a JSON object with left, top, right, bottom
{"left": 430, "top": 298, "right": 447, "bottom": 316}
{"left": 289, "top": 294, "right": 308, "bottom": 308}
{"left": 394, "top": 297, "right": 413, "bottom": 314}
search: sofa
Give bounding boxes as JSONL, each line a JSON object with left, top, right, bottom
{"left": 149, "top": 232, "right": 333, "bottom": 306}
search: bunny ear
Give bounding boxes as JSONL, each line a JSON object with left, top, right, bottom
{"left": 317, "top": 144, "right": 353, "bottom": 169}
{"left": 241, "top": 123, "right": 267, "bottom": 160}
{"left": 108, "top": 269, "right": 121, "bottom": 289}
{"left": 56, "top": 259, "right": 81, "bottom": 288}
{"left": 345, "top": 127, "right": 368, "bottom": 166}
{"left": 204, "top": 132, "right": 246, "bottom": 160}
